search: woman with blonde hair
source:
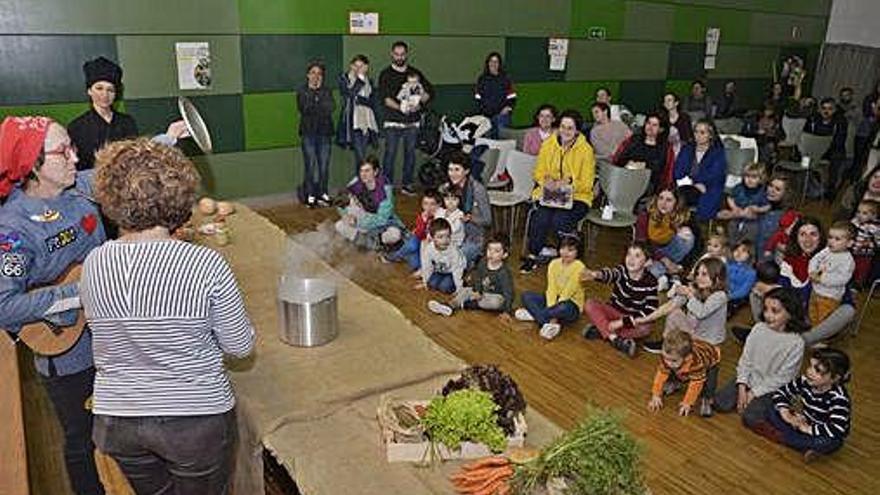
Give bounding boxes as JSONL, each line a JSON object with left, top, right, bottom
{"left": 636, "top": 186, "right": 695, "bottom": 283}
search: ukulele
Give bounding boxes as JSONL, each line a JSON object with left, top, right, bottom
{"left": 3, "top": 264, "right": 86, "bottom": 356}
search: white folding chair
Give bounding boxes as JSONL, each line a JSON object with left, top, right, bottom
{"left": 487, "top": 150, "right": 536, "bottom": 238}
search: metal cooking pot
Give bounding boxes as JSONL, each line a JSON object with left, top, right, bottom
{"left": 278, "top": 277, "right": 338, "bottom": 347}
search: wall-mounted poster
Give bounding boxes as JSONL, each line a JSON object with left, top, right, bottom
{"left": 548, "top": 38, "right": 569, "bottom": 71}
{"left": 175, "top": 42, "right": 211, "bottom": 90}
{"left": 349, "top": 12, "right": 379, "bottom": 34}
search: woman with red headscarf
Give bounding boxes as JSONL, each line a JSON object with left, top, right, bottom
{"left": 0, "top": 116, "right": 186, "bottom": 495}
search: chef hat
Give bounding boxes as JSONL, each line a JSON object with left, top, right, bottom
{"left": 83, "top": 56, "right": 122, "bottom": 88}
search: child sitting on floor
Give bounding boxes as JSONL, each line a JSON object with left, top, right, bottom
{"left": 727, "top": 240, "right": 757, "bottom": 313}
{"left": 417, "top": 218, "right": 466, "bottom": 295}
{"left": 580, "top": 242, "right": 660, "bottom": 358}
{"left": 808, "top": 221, "right": 855, "bottom": 325}
{"left": 850, "top": 199, "right": 879, "bottom": 288}
{"left": 515, "top": 235, "right": 586, "bottom": 341}
{"left": 647, "top": 329, "right": 721, "bottom": 417}
{"left": 436, "top": 184, "right": 465, "bottom": 248}
{"left": 756, "top": 348, "right": 852, "bottom": 463}
{"left": 714, "top": 287, "right": 806, "bottom": 428}
{"left": 427, "top": 232, "right": 515, "bottom": 320}
{"left": 700, "top": 233, "right": 729, "bottom": 264}
{"left": 382, "top": 189, "right": 440, "bottom": 271}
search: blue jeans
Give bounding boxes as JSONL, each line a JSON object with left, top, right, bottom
{"left": 521, "top": 291, "right": 580, "bottom": 326}
{"left": 383, "top": 126, "right": 418, "bottom": 185}
{"left": 428, "top": 272, "right": 456, "bottom": 294}
{"left": 302, "top": 135, "right": 331, "bottom": 197}
{"left": 764, "top": 408, "right": 844, "bottom": 455}
{"left": 526, "top": 201, "right": 589, "bottom": 257}
{"left": 648, "top": 233, "right": 695, "bottom": 278}
{"left": 488, "top": 112, "right": 511, "bottom": 139}
{"left": 351, "top": 130, "right": 369, "bottom": 176}
{"left": 388, "top": 235, "right": 421, "bottom": 270}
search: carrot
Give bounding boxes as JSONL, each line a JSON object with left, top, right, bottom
{"left": 469, "top": 467, "right": 514, "bottom": 493}
{"left": 463, "top": 456, "right": 509, "bottom": 470}
{"left": 496, "top": 482, "right": 511, "bottom": 495}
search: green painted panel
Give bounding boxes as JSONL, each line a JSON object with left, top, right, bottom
{"left": 505, "top": 37, "right": 565, "bottom": 84}
{"left": 0, "top": 35, "right": 117, "bottom": 105}
{"left": 192, "top": 148, "right": 299, "bottom": 199}
{"left": 667, "top": 43, "right": 706, "bottom": 80}
{"left": 342, "top": 35, "right": 504, "bottom": 86}
{"left": 431, "top": 0, "right": 570, "bottom": 36}
{"left": 711, "top": 45, "right": 778, "bottom": 78}
{"left": 672, "top": 5, "right": 752, "bottom": 44}
{"left": 570, "top": 0, "right": 625, "bottom": 39}
{"left": 116, "top": 35, "right": 242, "bottom": 99}
{"left": 431, "top": 85, "right": 478, "bottom": 121}
{"left": 665, "top": 80, "right": 694, "bottom": 99}
{"left": 512, "top": 81, "right": 618, "bottom": 127}
{"left": 126, "top": 95, "right": 244, "bottom": 153}
{"left": 243, "top": 35, "right": 342, "bottom": 93}
{"left": 619, "top": 80, "right": 666, "bottom": 114}
{"left": 749, "top": 13, "right": 827, "bottom": 45}
{"left": 669, "top": 0, "right": 830, "bottom": 17}
{"left": 243, "top": 92, "right": 298, "bottom": 150}
{"left": 624, "top": 1, "right": 675, "bottom": 41}
{"left": 0, "top": 102, "right": 91, "bottom": 126}
{"left": 566, "top": 41, "right": 669, "bottom": 81}
{"left": 238, "top": 0, "right": 430, "bottom": 34}
{"left": 0, "top": 0, "right": 240, "bottom": 34}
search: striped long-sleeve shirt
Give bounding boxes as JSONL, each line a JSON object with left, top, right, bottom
{"left": 596, "top": 265, "right": 659, "bottom": 325}
{"left": 651, "top": 339, "right": 721, "bottom": 406}
{"left": 80, "top": 239, "right": 255, "bottom": 417}
{"left": 772, "top": 376, "right": 851, "bottom": 438}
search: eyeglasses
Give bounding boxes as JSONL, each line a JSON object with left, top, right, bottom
{"left": 45, "top": 142, "right": 77, "bottom": 160}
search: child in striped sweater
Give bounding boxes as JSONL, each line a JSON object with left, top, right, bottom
{"left": 647, "top": 329, "right": 721, "bottom": 417}
{"left": 757, "top": 348, "right": 852, "bottom": 462}
{"left": 580, "top": 243, "right": 660, "bottom": 357}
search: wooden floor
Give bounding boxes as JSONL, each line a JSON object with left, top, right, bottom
{"left": 258, "top": 195, "right": 880, "bottom": 495}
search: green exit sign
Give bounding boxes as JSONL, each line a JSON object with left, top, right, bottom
{"left": 588, "top": 26, "right": 606, "bottom": 40}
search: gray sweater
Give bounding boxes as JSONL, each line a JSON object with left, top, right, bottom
{"left": 736, "top": 322, "right": 805, "bottom": 397}
{"left": 673, "top": 290, "right": 728, "bottom": 346}
{"left": 420, "top": 241, "right": 466, "bottom": 292}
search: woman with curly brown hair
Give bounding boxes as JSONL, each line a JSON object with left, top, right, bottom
{"left": 80, "top": 138, "right": 255, "bottom": 495}
{"left": 635, "top": 186, "right": 696, "bottom": 284}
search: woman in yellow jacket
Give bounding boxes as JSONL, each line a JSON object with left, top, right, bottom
{"left": 520, "top": 109, "right": 596, "bottom": 273}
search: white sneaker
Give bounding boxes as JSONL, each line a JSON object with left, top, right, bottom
{"left": 514, "top": 308, "right": 534, "bottom": 322}
{"left": 539, "top": 323, "right": 562, "bottom": 340}
{"left": 539, "top": 246, "right": 558, "bottom": 258}
{"left": 428, "top": 300, "right": 453, "bottom": 317}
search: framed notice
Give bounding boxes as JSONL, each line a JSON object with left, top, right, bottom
{"left": 349, "top": 12, "right": 379, "bottom": 34}
{"left": 175, "top": 42, "right": 211, "bottom": 90}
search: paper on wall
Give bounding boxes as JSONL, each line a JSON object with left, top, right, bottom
{"left": 704, "top": 55, "right": 716, "bottom": 70}
{"left": 349, "top": 12, "right": 379, "bottom": 34}
{"left": 548, "top": 38, "right": 569, "bottom": 71}
{"left": 175, "top": 42, "right": 211, "bottom": 90}
{"left": 705, "top": 27, "right": 721, "bottom": 55}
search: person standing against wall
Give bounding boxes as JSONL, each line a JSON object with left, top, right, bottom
{"left": 68, "top": 57, "right": 138, "bottom": 172}
{"left": 474, "top": 52, "right": 516, "bottom": 139}
{"left": 379, "top": 41, "right": 433, "bottom": 196}
{"left": 337, "top": 54, "right": 378, "bottom": 176}
{"left": 297, "top": 60, "right": 335, "bottom": 208}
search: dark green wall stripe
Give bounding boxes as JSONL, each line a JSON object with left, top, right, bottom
{"left": 0, "top": 35, "right": 117, "bottom": 105}
{"left": 672, "top": 5, "right": 752, "bottom": 44}
{"left": 241, "top": 35, "right": 343, "bottom": 93}
{"left": 619, "top": 80, "right": 668, "bottom": 114}
{"left": 667, "top": 43, "right": 707, "bottom": 80}
{"left": 505, "top": 37, "right": 565, "bottom": 84}
{"left": 566, "top": 40, "right": 669, "bottom": 81}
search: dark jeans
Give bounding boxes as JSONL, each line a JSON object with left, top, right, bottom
{"left": 526, "top": 201, "right": 589, "bottom": 256}
{"left": 302, "top": 134, "right": 331, "bottom": 198}
{"left": 382, "top": 126, "right": 418, "bottom": 186}
{"left": 351, "top": 130, "right": 369, "bottom": 176}
{"left": 762, "top": 407, "right": 845, "bottom": 454}
{"left": 428, "top": 272, "right": 456, "bottom": 294}
{"left": 93, "top": 410, "right": 237, "bottom": 495}
{"left": 521, "top": 291, "right": 580, "bottom": 326}
{"left": 488, "top": 112, "right": 511, "bottom": 139}
{"left": 41, "top": 367, "right": 105, "bottom": 495}
{"left": 714, "top": 379, "right": 774, "bottom": 428}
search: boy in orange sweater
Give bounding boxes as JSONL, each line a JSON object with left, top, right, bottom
{"left": 648, "top": 329, "right": 721, "bottom": 417}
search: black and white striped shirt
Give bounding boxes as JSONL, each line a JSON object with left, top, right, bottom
{"left": 597, "top": 265, "right": 659, "bottom": 319}
{"left": 772, "top": 376, "right": 851, "bottom": 438}
{"left": 81, "top": 239, "right": 255, "bottom": 416}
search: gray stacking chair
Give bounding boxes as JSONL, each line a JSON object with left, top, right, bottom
{"left": 776, "top": 132, "right": 832, "bottom": 204}
{"left": 581, "top": 163, "right": 651, "bottom": 253}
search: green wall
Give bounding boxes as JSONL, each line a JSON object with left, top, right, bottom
{"left": 0, "top": 0, "right": 831, "bottom": 199}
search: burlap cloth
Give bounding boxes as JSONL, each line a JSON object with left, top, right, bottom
{"left": 207, "top": 206, "right": 561, "bottom": 494}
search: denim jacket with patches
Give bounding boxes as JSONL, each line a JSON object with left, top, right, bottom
{"left": 0, "top": 171, "right": 106, "bottom": 376}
